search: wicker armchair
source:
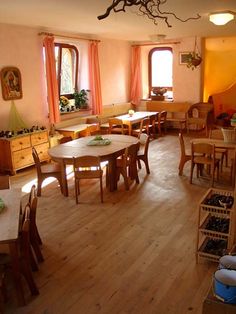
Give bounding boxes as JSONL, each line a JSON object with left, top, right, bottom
{"left": 186, "top": 102, "right": 214, "bottom": 136}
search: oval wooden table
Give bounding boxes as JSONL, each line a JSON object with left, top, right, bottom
{"left": 48, "top": 134, "right": 139, "bottom": 196}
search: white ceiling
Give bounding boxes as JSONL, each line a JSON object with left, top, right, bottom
{"left": 0, "top": 0, "right": 236, "bottom": 41}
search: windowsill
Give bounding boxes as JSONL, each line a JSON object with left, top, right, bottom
{"left": 60, "top": 109, "right": 93, "bottom": 121}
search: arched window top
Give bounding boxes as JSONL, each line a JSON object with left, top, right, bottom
{"left": 148, "top": 47, "right": 173, "bottom": 99}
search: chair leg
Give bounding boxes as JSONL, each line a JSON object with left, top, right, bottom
{"left": 100, "top": 177, "right": 103, "bottom": 203}
{"left": 31, "top": 237, "right": 44, "bottom": 263}
{"left": 190, "top": 162, "right": 194, "bottom": 184}
{"left": 21, "top": 262, "right": 39, "bottom": 296}
{"left": 29, "top": 247, "right": 39, "bottom": 271}
{"left": 144, "top": 158, "right": 150, "bottom": 175}
{"left": 36, "top": 180, "right": 42, "bottom": 197}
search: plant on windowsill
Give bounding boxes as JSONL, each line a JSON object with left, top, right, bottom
{"left": 73, "top": 89, "right": 90, "bottom": 110}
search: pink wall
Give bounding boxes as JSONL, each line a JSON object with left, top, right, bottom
{"left": 0, "top": 23, "right": 204, "bottom": 132}
{"left": 0, "top": 24, "right": 48, "bottom": 130}
{"left": 99, "top": 38, "right": 131, "bottom": 105}
{"left": 141, "top": 36, "right": 202, "bottom": 104}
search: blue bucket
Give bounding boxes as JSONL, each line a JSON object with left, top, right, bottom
{"left": 214, "top": 269, "right": 236, "bottom": 304}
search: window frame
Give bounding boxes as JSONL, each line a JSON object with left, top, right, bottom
{"left": 148, "top": 47, "right": 173, "bottom": 98}
{"left": 55, "top": 42, "right": 79, "bottom": 99}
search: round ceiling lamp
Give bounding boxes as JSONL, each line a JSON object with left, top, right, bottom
{"left": 209, "top": 11, "right": 235, "bottom": 25}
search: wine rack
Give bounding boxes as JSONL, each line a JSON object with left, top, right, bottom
{"left": 196, "top": 188, "right": 235, "bottom": 263}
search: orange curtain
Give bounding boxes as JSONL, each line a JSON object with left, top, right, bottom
{"left": 130, "top": 46, "right": 142, "bottom": 105}
{"left": 88, "top": 41, "right": 102, "bottom": 115}
{"left": 43, "top": 36, "right": 60, "bottom": 124}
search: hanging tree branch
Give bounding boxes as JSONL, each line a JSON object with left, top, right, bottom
{"left": 97, "top": 0, "right": 201, "bottom": 27}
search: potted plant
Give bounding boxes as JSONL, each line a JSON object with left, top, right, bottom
{"left": 73, "top": 89, "right": 90, "bottom": 109}
{"left": 186, "top": 51, "right": 202, "bottom": 70}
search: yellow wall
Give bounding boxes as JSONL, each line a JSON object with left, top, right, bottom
{"left": 204, "top": 37, "right": 236, "bottom": 102}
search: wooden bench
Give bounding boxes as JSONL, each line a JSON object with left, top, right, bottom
{"left": 55, "top": 102, "right": 134, "bottom": 137}
{"left": 146, "top": 101, "right": 192, "bottom": 130}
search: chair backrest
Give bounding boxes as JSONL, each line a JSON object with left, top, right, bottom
{"left": 73, "top": 156, "right": 102, "bottom": 178}
{"left": 20, "top": 204, "right": 31, "bottom": 260}
{"left": 179, "top": 132, "right": 186, "bottom": 157}
{"left": 187, "top": 102, "right": 213, "bottom": 119}
{"left": 32, "top": 147, "right": 42, "bottom": 176}
{"left": 86, "top": 117, "right": 100, "bottom": 125}
{"left": 209, "top": 129, "right": 224, "bottom": 140}
{"left": 0, "top": 175, "right": 10, "bottom": 190}
{"left": 108, "top": 118, "right": 125, "bottom": 134}
{"left": 86, "top": 124, "right": 100, "bottom": 136}
{"left": 191, "top": 142, "right": 215, "bottom": 158}
{"left": 28, "top": 185, "right": 38, "bottom": 231}
{"left": 159, "top": 111, "right": 167, "bottom": 122}
{"left": 59, "top": 136, "right": 72, "bottom": 144}
{"left": 139, "top": 133, "right": 150, "bottom": 156}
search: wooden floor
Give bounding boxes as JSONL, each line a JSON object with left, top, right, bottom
{"left": 5, "top": 131, "right": 234, "bottom": 314}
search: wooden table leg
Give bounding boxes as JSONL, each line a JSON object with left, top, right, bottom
{"left": 9, "top": 241, "right": 25, "bottom": 306}
{"left": 61, "top": 161, "right": 68, "bottom": 197}
{"left": 108, "top": 158, "right": 117, "bottom": 192}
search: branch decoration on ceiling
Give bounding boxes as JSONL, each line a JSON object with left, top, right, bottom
{"left": 97, "top": 0, "right": 201, "bottom": 27}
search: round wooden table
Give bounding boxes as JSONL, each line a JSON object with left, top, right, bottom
{"left": 48, "top": 134, "right": 139, "bottom": 195}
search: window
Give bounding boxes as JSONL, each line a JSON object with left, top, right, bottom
{"left": 148, "top": 47, "right": 173, "bottom": 99}
{"left": 55, "top": 43, "right": 79, "bottom": 98}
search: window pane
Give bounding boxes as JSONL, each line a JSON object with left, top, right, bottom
{"left": 60, "top": 48, "right": 74, "bottom": 95}
{"left": 151, "top": 50, "right": 173, "bottom": 87}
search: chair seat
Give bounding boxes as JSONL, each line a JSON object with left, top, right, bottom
{"left": 41, "top": 162, "right": 61, "bottom": 174}
{"left": 75, "top": 169, "right": 103, "bottom": 179}
{"left": 193, "top": 156, "right": 219, "bottom": 165}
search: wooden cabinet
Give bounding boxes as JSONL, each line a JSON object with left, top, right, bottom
{"left": 0, "top": 130, "right": 50, "bottom": 175}
{"left": 196, "top": 188, "right": 235, "bottom": 263}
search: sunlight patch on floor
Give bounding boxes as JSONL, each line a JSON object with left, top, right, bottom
{"left": 21, "top": 165, "right": 74, "bottom": 193}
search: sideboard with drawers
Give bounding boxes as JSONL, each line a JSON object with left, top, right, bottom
{"left": 0, "top": 130, "right": 50, "bottom": 175}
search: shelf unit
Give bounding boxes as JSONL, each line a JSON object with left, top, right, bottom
{"left": 0, "top": 130, "right": 50, "bottom": 175}
{"left": 196, "top": 188, "right": 235, "bottom": 263}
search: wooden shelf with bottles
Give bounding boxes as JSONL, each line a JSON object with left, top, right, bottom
{"left": 196, "top": 188, "right": 235, "bottom": 263}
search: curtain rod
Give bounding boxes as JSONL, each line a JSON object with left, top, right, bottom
{"left": 132, "top": 41, "right": 180, "bottom": 47}
{"left": 38, "top": 32, "right": 101, "bottom": 42}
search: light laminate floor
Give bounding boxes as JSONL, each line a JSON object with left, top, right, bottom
{"left": 5, "top": 131, "right": 234, "bottom": 314}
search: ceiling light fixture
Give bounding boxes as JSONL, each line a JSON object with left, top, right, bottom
{"left": 209, "top": 11, "right": 235, "bottom": 25}
{"left": 97, "top": 0, "right": 201, "bottom": 27}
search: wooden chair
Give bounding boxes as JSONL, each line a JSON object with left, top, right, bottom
{"left": 32, "top": 147, "right": 63, "bottom": 197}
{"left": 80, "top": 124, "right": 100, "bottom": 137}
{"left": 0, "top": 175, "right": 10, "bottom": 190}
{"left": 28, "top": 185, "right": 44, "bottom": 263}
{"left": 73, "top": 156, "right": 103, "bottom": 203}
{"left": 132, "top": 117, "right": 150, "bottom": 137}
{"left": 0, "top": 271, "right": 6, "bottom": 313}
{"left": 154, "top": 111, "right": 167, "bottom": 136}
{"left": 178, "top": 132, "right": 191, "bottom": 175}
{"left": 58, "top": 136, "right": 72, "bottom": 144}
{"left": 108, "top": 118, "right": 129, "bottom": 135}
{"left": 148, "top": 113, "right": 159, "bottom": 139}
{"left": 0, "top": 205, "right": 39, "bottom": 299}
{"left": 187, "top": 102, "right": 214, "bottom": 136}
{"left": 137, "top": 133, "right": 150, "bottom": 174}
{"left": 209, "top": 128, "right": 228, "bottom": 171}
{"left": 116, "top": 143, "right": 139, "bottom": 190}
{"left": 190, "top": 142, "right": 220, "bottom": 187}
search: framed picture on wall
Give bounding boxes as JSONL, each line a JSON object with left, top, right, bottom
{"left": 179, "top": 52, "right": 191, "bottom": 65}
{"left": 0, "top": 66, "right": 23, "bottom": 100}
